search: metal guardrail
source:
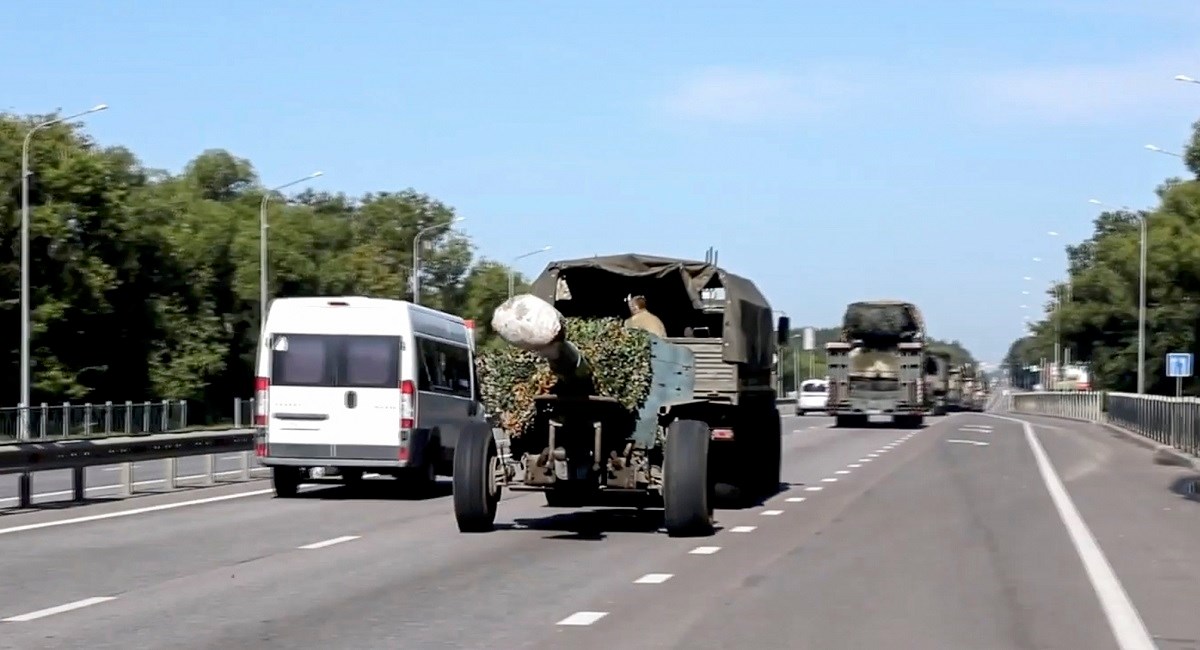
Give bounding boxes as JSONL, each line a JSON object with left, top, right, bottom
{"left": 1, "top": 428, "right": 258, "bottom": 509}
{"left": 1009, "top": 390, "right": 1199, "bottom": 458}
{"left": 0, "top": 400, "right": 190, "bottom": 441}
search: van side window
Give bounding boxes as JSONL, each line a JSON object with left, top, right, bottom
{"left": 416, "top": 337, "right": 473, "bottom": 399}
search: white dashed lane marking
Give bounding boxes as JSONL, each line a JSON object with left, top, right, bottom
{"left": 634, "top": 573, "right": 674, "bottom": 584}
{"left": 689, "top": 546, "right": 722, "bottom": 555}
{"left": 821, "top": 478, "right": 838, "bottom": 483}
{"left": 3, "top": 596, "right": 116, "bottom": 622}
{"left": 761, "top": 509, "right": 784, "bottom": 516}
{"left": 785, "top": 497, "right": 806, "bottom": 503}
{"left": 730, "top": 526, "right": 757, "bottom": 533}
{"left": 558, "top": 612, "right": 609, "bottom": 626}
{"left": 847, "top": 464, "right": 862, "bottom": 468}
{"left": 835, "top": 470, "right": 851, "bottom": 475}
{"left": 804, "top": 486, "right": 824, "bottom": 492}
{"left": 298, "top": 535, "right": 360, "bottom": 550}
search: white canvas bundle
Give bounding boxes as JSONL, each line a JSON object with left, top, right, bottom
{"left": 491, "top": 294, "right": 565, "bottom": 351}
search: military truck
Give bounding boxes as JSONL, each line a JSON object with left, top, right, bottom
{"left": 452, "top": 254, "right": 789, "bottom": 537}
{"left": 924, "top": 351, "right": 952, "bottom": 416}
{"left": 945, "top": 366, "right": 965, "bottom": 411}
{"left": 825, "top": 300, "right": 927, "bottom": 428}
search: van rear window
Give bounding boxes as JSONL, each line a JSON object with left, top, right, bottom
{"left": 271, "top": 334, "right": 400, "bottom": 388}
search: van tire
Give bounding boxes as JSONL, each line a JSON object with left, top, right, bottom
{"left": 272, "top": 467, "right": 301, "bottom": 498}
{"left": 663, "top": 419, "right": 714, "bottom": 538}
{"left": 453, "top": 422, "right": 501, "bottom": 533}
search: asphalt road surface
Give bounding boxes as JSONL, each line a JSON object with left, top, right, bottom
{"left": 0, "top": 409, "right": 1196, "bottom": 649}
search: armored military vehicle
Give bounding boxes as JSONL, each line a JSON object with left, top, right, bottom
{"left": 825, "top": 300, "right": 927, "bottom": 428}
{"left": 924, "top": 351, "right": 952, "bottom": 415}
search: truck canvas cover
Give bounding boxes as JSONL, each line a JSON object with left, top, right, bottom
{"left": 529, "top": 253, "right": 774, "bottom": 368}
{"left": 841, "top": 300, "right": 926, "bottom": 343}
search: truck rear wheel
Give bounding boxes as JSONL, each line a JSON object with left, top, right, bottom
{"left": 453, "top": 422, "right": 501, "bottom": 533}
{"left": 663, "top": 419, "right": 714, "bottom": 538}
{"left": 758, "top": 409, "right": 782, "bottom": 497}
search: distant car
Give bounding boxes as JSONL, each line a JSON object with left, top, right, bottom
{"left": 795, "top": 378, "right": 829, "bottom": 416}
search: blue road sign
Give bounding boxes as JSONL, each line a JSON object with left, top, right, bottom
{"left": 1166, "top": 352, "right": 1193, "bottom": 378}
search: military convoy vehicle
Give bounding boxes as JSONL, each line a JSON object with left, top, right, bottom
{"left": 453, "top": 254, "right": 789, "bottom": 537}
{"left": 924, "top": 351, "right": 952, "bottom": 416}
{"left": 825, "top": 300, "right": 927, "bottom": 428}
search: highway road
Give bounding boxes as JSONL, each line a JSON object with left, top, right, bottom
{"left": 0, "top": 408, "right": 1196, "bottom": 649}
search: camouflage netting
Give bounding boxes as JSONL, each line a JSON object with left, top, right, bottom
{"left": 841, "top": 301, "right": 924, "bottom": 342}
{"left": 476, "top": 317, "right": 654, "bottom": 438}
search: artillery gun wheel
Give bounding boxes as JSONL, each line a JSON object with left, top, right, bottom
{"left": 663, "top": 419, "right": 715, "bottom": 538}
{"left": 453, "top": 422, "right": 502, "bottom": 533}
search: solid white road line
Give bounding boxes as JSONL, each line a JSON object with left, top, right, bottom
{"left": 557, "top": 612, "right": 608, "bottom": 626}
{"left": 298, "top": 535, "right": 360, "bottom": 550}
{"left": 0, "top": 488, "right": 274, "bottom": 536}
{"left": 688, "top": 546, "right": 721, "bottom": 555}
{"left": 634, "top": 573, "right": 674, "bottom": 584}
{"left": 730, "top": 526, "right": 757, "bottom": 533}
{"left": 984, "top": 414, "right": 1156, "bottom": 650}
{"left": 3, "top": 596, "right": 116, "bottom": 622}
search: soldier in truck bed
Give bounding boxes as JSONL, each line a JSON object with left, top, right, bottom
{"left": 624, "top": 294, "right": 667, "bottom": 337}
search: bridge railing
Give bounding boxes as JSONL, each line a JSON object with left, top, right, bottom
{"left": 1009, "top": 390, "right": 1200, "bottom": 458}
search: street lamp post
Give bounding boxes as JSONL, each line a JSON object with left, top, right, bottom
{"left": 1175, "top": 74, "right": 1200, "bottom": 85}
{"left": 411, "top": 217, "right": 464, "bottom": 306}
{"left": 18, "top": 103, "right": 108, "bottom": 508}
{"left": 260, "top": 171, "right": 323, "bottom": 338}
{"left": 1145, "top": 144, "right": 1183, "bottom": 158}
{"left": 19, "top": 104, "right": 108, "bottom": 443}
{"left": 1089, "top": 198, "right": 1146, "bottom": 394}
{"left": 508, "top": 245, "right": 552, "bottom": 298}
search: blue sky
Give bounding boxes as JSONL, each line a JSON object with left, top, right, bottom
{"left": 5, "top": 0, "right": 1200, "bottom": 362}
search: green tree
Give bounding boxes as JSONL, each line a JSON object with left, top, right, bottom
{"left": 0, "top": 111, "right": 522, "bottom": 423}
{"left": 1005, "top": 117, "right": 1200, "bottom": 394}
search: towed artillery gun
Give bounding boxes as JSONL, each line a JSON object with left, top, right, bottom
{"left": 453, "top": 254, "right": 789, "bottom": 537}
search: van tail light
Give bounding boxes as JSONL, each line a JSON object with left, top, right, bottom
{"left": 400, "top": 380, "right": 415, "bottom": 430}
{"left": 254, "top": 376, "right": 270, "bottom": 427}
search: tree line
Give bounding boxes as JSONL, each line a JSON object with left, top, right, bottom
{"left": 0, "top": 113, "right": 522, "bottom": 422}
{"left": 1003, "top": 117, "right": 1200, "bottom": 394}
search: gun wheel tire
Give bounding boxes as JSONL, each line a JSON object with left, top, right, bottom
{"left": 272, "top": 467, "right": 301, "bottom": 498}
{"left": 663, "top": 419, "right": 715, "bottom": 538}
{"left": 453, "top": 422, "right": 501, "bottom": 533}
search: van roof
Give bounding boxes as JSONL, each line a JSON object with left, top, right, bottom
{"left": 267, "top": 296, "right": 469, "bottom": 325}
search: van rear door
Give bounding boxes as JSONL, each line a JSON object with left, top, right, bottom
{"left": 266, "top": 333, "right": 401, "bottom": 462}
